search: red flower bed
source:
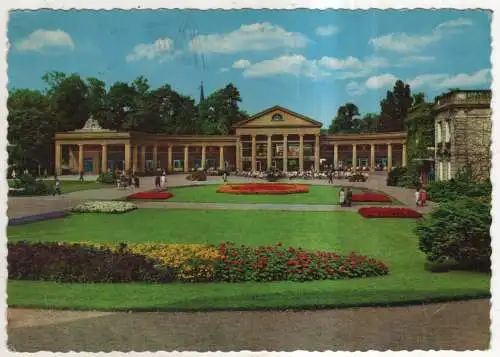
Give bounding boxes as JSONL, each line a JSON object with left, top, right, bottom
{"left": 351, "top": 192, "right": 391, "bottom": 202}
{"left": 127, "top": 191, "right": 174, "bottom": 200}
{"left": 215, "top": 242, "right": 389, "bottom": 282}
{"left": 358, "top": 207, "right": 423, "bottom": 218}
{"left": 217, "top": 183, "right": 309, "bottom": 195}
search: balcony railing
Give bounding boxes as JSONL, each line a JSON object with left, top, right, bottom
{"left": 435, "top": 90, "right": 491, "bottom": 110}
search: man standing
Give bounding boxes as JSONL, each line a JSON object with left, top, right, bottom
{"left": 53, "top": 176, "right": 61, "bottom": 196}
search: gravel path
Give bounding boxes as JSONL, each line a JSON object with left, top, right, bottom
{"left": 7, "top": 299, "right": 490, "bottom": 351}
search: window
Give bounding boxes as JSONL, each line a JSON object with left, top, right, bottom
{"left": 438, "top": 161, "right": 443, "bottom": 181}
{"left": 435, "top": 122, "right": 442, "bottom": 143}
{"left": 447, "top": 161, "right": 452, "bottom": 180}
{"left": 271, "top": 113, "right": 284, "bottom": 121}
{"left": 445, "top": 121, "right": 451, "bottom": 143}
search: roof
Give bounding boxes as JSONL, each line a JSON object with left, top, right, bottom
{"left": 233, "top": 105, "right": 323, "bottom": 128}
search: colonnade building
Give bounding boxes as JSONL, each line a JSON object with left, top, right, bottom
{"left": 54, "top": 105, "right": 407, "bottom": 174}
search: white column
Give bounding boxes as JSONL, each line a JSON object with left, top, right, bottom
{"left": 314, "top": 134, "right": 320, "bottom": 171}
{"left": 219, "top": 146, "right": 224, "bottom": 169}
{"left": 78, "top": 144, "right": 84, "bottom": 172}
{"left": 283, "top": 135, "right": 288, "bottom": 172}
{"left": 55, "top": 143, "right": 62, "bottom": 175}
{"left": 333, "top": 144, "right": 338, "bottom": 167}
{"left": 251, "top": 135, "right": 256, "bottom": 172}
{"left": 201, "top": 145, "right": 206, "bottom": 169}
{"left": 299, "top": 134, "right": 304, "bottom": 172}
{"left": 267, "top": 135, "right": 272, "bottom": 169}
{"left": 101, "top": 144, "right": 108, "bottom": 173}
{"left": 387, "top": 143, "right": 393, "bottom": 170}
{"left": 402, "top": 143, "right": 407, "bottom": 167}
{"left": 184, "top": 145, "right": 189, "bottom": 172}
{"left": 370, "top": 144, "right": 375, "bottom": 169}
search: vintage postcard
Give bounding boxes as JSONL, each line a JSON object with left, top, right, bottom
{"left": 2, "top": 0, "right": 495, "bottom": 354}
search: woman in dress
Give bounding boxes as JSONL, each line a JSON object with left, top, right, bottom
{"left": 339, "top": 188, "right": 345, "bottom": 207}
{"left": 160, "top": 170, "right": 167, "bottom": 189}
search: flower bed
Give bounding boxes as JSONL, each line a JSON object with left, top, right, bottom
{"left": 11, "top": 241, "right": 388, "bottom": 284}
{"left": 71, "top": 200, "right": 137, "bottom": 213}
{"left": 217, "top": 183, "right": 309, "bottom": 195}
{"left": 8, "top": 210, "right": 70, "bottom": 226}
{"left": 216, "top": 242, "right": 388, "bottom": 282}
{"left": 358, "top": 207, "right": 423, "bottom": 218}
{"left": 127, "top": 191, "right": 174, "bottom": 200}
{"left": 80, "top": 242, "right": 221, "bottom": 282}
{"left": 8, "top": 242, "right": 176, "bottom": 283}
{"left": 351, "top": 192, "right": 391, "bottom": 202}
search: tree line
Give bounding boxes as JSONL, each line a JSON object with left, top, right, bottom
{"left": 8, "top": 72, "right": 427, "bottom": 173}
{"left": 7, "top": 71, "right": 249, "bottom": 171}
{"left": 328, "top": 80, "right": 419, "bottom": 134}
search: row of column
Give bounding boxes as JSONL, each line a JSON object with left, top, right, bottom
{"left": 57, "top": 143, "right": 228, "bottom": 174}
{"left": 334, "top": 143, "right": 407, "bottom": 170}
{"left": 237, "top": 134, "right": 321, "bottom": 172}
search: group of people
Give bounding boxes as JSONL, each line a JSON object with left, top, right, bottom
{"left": 154, "top": 169, "right": 168, "bottom": 189}
{"left": 338, "top": 187, "right": 353, "bottom": 207}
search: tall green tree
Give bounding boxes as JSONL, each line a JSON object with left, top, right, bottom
{"left": 328, "top": 103, "right": 360, "bottom": 133}
{"left": 7, "top": 89, "right": 55, "bottom": 171}
{"left": 378, "top": 80, "right": 413, "bottom": 132}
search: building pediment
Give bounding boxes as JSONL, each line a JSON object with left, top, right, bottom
{"left": 233, "top": 105, "right": 322, "bottom": 128}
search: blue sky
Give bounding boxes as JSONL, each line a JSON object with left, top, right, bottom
{"left": 8, "top": 9, "right": 492, "bottom": 125}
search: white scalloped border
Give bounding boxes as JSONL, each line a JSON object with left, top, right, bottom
{"left": 0, "top": 0, "right": 497, "bottom": 356}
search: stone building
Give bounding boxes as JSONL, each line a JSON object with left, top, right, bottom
{"left": 54, "top": 105, "right": 407, "bottom": 175}
{"left": 434, "top": 90, "right": 492, "bottom": 181}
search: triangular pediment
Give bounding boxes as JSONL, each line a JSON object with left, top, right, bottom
{"left": 234, "top": 106, "right": 322, "bottom": 128}
{"left": 73, "top": 116, "right": 113, "bottom": 132}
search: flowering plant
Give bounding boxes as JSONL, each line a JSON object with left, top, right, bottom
{"left": 215, "top": 241, "right": 389, "bottom": 282}
{"left": 127, "top": 191, "right": 174, "bottom": 200}
{"left": 358, "top": 207, "right": 423, "bottom": 218}
{"left": 71, "top": 200, "right": 137, "bottom": 213}
{"left": 217, "top": 183, "right": 309, "bottom": 195}
{"left": 351, "top": 192, "right": 391, "bottom": 202}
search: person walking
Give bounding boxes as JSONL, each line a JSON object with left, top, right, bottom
{"left": 53, "top": 176, "right": 61, "bottom": 196}
{"left": 79, "top": 170, "right": 84, "bottom": 182}
{"left": 339, "top": 188, "right": 345, "bottom": 207}
{"left": 222, "top": 170, "right": 228, "bottom": 183}
{"left": 420, "top": 187, "right": 427, "bottom": 207}
{"left": 155, "top": 171, "right": 161, "bottom": 189}
{"left": 415, "top": 187, "right": 421, "bottom": 207}
{"left": 160, "top": 170, "right": 167, "bottom": 188}
{"left": 346, "top": 188, "right": 353, "bottom": 207}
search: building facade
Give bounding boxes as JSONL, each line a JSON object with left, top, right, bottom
{"left": 54, "top": 105, "right": 408, "bottom": 175}
{"left": 434, "top": 90, "right": 492, "bottom": 181}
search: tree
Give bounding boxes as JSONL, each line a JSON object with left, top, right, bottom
{"left": 197, "top": 83, "right": 248, "bottom": 135}
{"left": 7, "top": 89, "right": 55, "bottom": 171}
{"left": 43, "top": 71, "right": 90, "bottom": 131}
{"left": 359, "top": 112, "right": 379, "bottom": 132}
{"left": 328, "top": 103, "right": 360, "bottom": 133}
{"left": 378, "top": 80, "right": 413, "bottom": 132}
{"left": 100, "top": 81, "right": 138, "bottom": 131}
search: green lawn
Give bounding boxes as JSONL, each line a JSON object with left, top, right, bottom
{"left": 7, "top": 209, "right": 490, "bottom": 311}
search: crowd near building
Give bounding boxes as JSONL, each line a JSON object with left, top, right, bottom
{"left": 54, "top": 90, "right": 492, "bottom": 181}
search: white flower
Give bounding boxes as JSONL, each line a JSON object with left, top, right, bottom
{"left": 71, "top": 200, "right": 137, "bottom": 214}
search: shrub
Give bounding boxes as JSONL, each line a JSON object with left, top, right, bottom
{"left": 415, "top": 197, "right": 491, "bottom": 272}
{"left": 8, "top": 242, "right": 176, "bottom": 283}
{"left": 9, "top": 174, "right": 50, "bottom": 196}
{"left": 127, "top": 191, "right": 174, "bottom": 200}
{"left": 348, "top": 174, "right": 366, "bottom": 182}
{"left": 71, "top": 200, "right": 137, "bottom": 213}
{"left": 186, "top": 171, "right": 207, "bottom": 181}
{"left": 215, "top": 242, "right": 389, "bottom": 283}
{"left": 386, "top": 167, "right": 407, "bottom": 186}
{"left": 97, "top": 172, "right": 116, "bottom": 184}
{"left": 351, "top": 192, "right": 391, "bottom": 202}
{"left": 358, "top": 207, "right": 423, "bottom": 218}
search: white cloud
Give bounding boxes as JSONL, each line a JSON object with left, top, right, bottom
{"left": 126, "top": 38, "right": 176, "bottom": 62}
{"left": 365, "top": 73, "right": 398, "bottom": 89}
{"left": 346, "top": 82, "right": 365, "bottom": 96}
{"left": 403, "top": 55, "right": 436, "bottom": 63}
{"left": 347, "top": 68, "right": 490, "bottom": 96}
{"left": 409, "top": 68, "right": 491, "bottom": 89}
{"left": 315, "top": 25, "right": 339, "bottom": 37}
{"left": 242, "top": 55, "right": 330, "bottom": 79}
{"left": 318, "top": 56, "right": 363, "bottom": 70}
{"left": 219, "top": 68, "right": 229, "bottom": 72}
{"left": 188, "top": 22, "right": 309, "bottom": 54}
{"left": 15, "top": 29, "right": 75, "bottom": 53}
{"left": 232, "top": 59, "right": 251, "bottom": 69}
{"left": 369, "top": 17, "right": 473, "bottom": 53}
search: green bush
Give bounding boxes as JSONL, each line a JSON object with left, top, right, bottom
{"left": 386, "top": 167, "right": 407, "bottom": 186}
{"left": 415, "top": 198, "right": 491, "bottom": 272}
{"left": 427, "top": 165, "right": 491, "bottom": 203}
{"left": 97, "top": 172, "right": 116, "bottom": 184}
{"left": 9, "top": 174, "right": 49, "bottom": 196}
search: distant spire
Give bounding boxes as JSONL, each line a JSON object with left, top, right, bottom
{"left": 199, "top": 80, "right": 205, "bottom": 103}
